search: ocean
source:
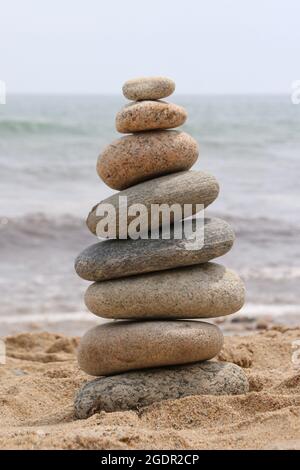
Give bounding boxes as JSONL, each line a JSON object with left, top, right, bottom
{"left": 1, "top": 94, "right": 300, "bottom": 334}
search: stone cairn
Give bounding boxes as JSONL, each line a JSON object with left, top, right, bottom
{"left": 74, "top": 77, "right": 249, "bottom": 419}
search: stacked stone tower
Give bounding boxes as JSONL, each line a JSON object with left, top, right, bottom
{"left": 74, "top": 77, "right": 249, "bottom": 419}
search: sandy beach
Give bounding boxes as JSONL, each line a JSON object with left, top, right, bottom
{"left": 1, "top": 325, "right": 300, "bottom": 450}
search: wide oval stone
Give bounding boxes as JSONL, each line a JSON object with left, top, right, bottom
{"left": 97, "top": 131, "right": 199, "bottom": 190}
{"left": 84, "top": 262, "right": 245, "bottom": 319}
{"left": 75, "top": 361, "right": 249, "bottom": 417}
{"left": 75, "top": 218, "right": 234, "bottom": 282}
{"left": 77, "top": 321, "right": 223, "bottom": 376}
{"left": 87, "top": 171, "right": 219, "bottom": 237}
{"left": 116, "top": 100, "right": 187, "bottom": 133}
{"left": 122, "top": 76, "right": 175, "bottom": 101}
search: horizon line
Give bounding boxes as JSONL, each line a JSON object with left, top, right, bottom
{"left": 4, "top": 91, "right": 290, "bottom": 97}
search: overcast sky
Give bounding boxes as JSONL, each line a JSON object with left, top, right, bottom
{"left": 0, "top": 0, "right": 299, "bottom": 94}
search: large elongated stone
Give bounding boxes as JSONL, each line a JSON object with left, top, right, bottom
{"left": 77, "top": 320, "right": 223, "bottom": 376}
{"left": 122, "top": 76, "right": 175, "bottom": 101}
{"left": 84, "top": 262, "right": 245, "bottom": 320}
{"left": 97, "top": 131, "right": 198, "bottom": 190}
{"left": 75, "top": 361, "right": 249, "bottom": 417}
{"left": 86, "top": 171, "right": 219, "bottom": 237}
{"left": 116, "top": 101, "right": 187, "bottom": 133}
{"left": 75, "top": 218, "right": 234, "bottom": 282}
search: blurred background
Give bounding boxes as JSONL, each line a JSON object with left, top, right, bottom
{"left": 0, "top": 0, "right": 300, "bottom": 335}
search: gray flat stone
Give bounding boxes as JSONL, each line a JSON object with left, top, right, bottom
{"left": 75, "top": 218, "right": 235, "bottom": 281}
{"left": 74, "top": 361, "right": 249, "bottom": 418}
{"left": 77, "top": 320, "right": 223, "bottom": 376}
{"left": 87, "top": 171, "right": 219, "bottom": 237}
{"left": 84, "top": 262, "right": 245, "bottom": 319}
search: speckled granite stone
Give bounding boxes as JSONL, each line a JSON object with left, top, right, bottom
{"left": 87, "top": 171, "right": 219, "bottom": 237}
{"left": 97, "top": 131, "right": 199, "bottom": 190}
{"left": 75, "top": 218, "right": 234, "bottom": 281}
{"left": 84, "top": 262, "right": 245, "bottom": 319}
{"left": 74, "top": 361, "right": 249, "bottom": 417}
{"left": 116, "top": 100, "right": 187, "bottom": 133}
{"left": 77, "top": 320, "right": 223, "bottom": 376}
{"left": 122, "top": 76, "right": 175, "bottom": 101}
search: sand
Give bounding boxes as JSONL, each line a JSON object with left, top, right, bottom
{"left": 1, "top": 326, "right": 300, "bottom": 450}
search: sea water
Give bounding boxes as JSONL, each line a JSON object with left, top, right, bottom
{"left": 0, "top": 94, "right": 299, "bottom": 333}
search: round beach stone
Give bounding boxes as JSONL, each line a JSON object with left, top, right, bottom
{"left": 75, "top": 361, "right": 249, "bottom": 417}
{"left": 122, "top": 76, "right": 175, "bottom": 101}
{"left": 87, "top": 171, "right": 219, "bottom": 237}
{"left": 75, "top": 218, "right": 235, "bottom": 282}
{"left": 97, "top": 131, "right": 199, "bottom": 190}
{"left": 77, "top": 321, "right": 223, "bottom": 376}
{"left": 116, "top": 100, "right": 187, "bottom": 133}
{"left": 84, "top": 262, "right": 245, "bottom": 319}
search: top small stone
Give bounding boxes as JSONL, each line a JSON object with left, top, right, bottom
{"left": 122, "top": 76, "right": 175, "bottom": 101}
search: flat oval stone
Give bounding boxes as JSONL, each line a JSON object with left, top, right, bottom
{"left": 75, "top": 361, "right": 249, "bottom": 417}
{"left": 77, "top": 321, "right": 223, "bottom": 376}
{"left": 75, "top": 218, "right": 234, "bottom": 281}
{"left": 122, "top": 76, "right": 175, "bottom": 101}
{"left": 116, "top": 100, "right": 187, "bottom": 133}
{"left": 97, "top": 131, "right": 199, "bottom": 190}
{"left": 87, "top": 171, "right": 219, "bottom": 237}
{"left": 84, "top": 262, "right": 245, "bottom": 319}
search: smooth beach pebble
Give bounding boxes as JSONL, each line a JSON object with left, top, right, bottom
{"left": 75, "top": 218, "right": 235, "bottom": 282}
{"left": 115, "top": 100, "right": 187, "bottom": 133}
{"left": 84, "top": 262, "right": 245, "bottom": 319}
{"left": 77, "top": 321, "right": 223, "bottom": 376}
{"left": 75, "top": 361, "right": 249, "bottom": 417}
{"left": 87, "top": 171, "right": 219, "bottom": 237}
{"left": 122, "top": 76, "right": 175, "bottom": 101}
{"left": 97, "top": 130, "right": 199, "bottom": 190}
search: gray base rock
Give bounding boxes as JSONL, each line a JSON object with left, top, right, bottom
{"left": 74, "top": 361, "right": 249, "bottom": 418}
